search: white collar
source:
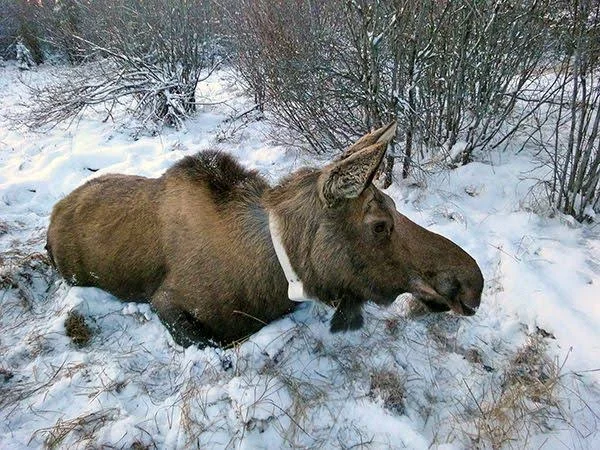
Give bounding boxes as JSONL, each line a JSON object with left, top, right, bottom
{"left": 268, "top": 213, "right": 311, "bottom": 302}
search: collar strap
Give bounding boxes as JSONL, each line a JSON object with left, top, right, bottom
{"left": 268, "top": 213, "right": 311, "bottom": 302}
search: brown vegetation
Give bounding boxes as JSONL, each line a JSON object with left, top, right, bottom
{"left": 64, "top": 310, "right": 91, "bottom": 347}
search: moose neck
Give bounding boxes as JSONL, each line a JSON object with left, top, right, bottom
{"left": 268, "top": 212, "right": 311, "bottom": 302}
{"left": 264, "top": 169, "right": 323, "bottom": 300}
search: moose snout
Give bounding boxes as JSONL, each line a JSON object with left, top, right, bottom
{"left": 443, "top": 269, "right": 484, "bottom": 316}
{"left": 411, "top": 265, "right": 483, "bottom": 317}
{"left": 454, "top": 286, "right": 481, "bottom": 316}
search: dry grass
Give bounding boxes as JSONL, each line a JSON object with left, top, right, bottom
{"left": 31, "top": 408, "right": 119, "bottom": 449}
{"left": 369, "top": 369, "right": 406, "bottom": 415}
{"left": 179, "top": 377, "right": 211, "bottom": 442}
{"left": 129, "top": 441, "right": 155, "bottom": 450}
{"left": 463, "top": 331, "right": 565, "bottom": 449}
{"left": 0, "top": 360, "right": 88, "bottom": 413}
{"left": 0, "top": 367, "right": 14, "bottom": 382}
{"left": 0, "top": 250, "right": 56, "bottom": 311}
{"left": 272, "top": 371, "right": 329, "bottom": 447}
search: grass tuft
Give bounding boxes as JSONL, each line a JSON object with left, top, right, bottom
{"left": 64, "top": 311, "right": 92, "bottom": 347}
{"left": 464, "top": 332, "right": 564, "bottom": 449}
{"left": 369, "top": 369, "right": 406, "bottom": 415}
{"left": 0, "top": 367, "right": 14, "bottom": 382}
{"left": 32, "top": 409, "right": 118, "bottom": 449}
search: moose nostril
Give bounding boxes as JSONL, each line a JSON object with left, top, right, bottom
{"left": 460, "top": 301, "right": 478, "bottom": 315}
{"left": 448, "top": 281, "right": 461, "bottom": 301}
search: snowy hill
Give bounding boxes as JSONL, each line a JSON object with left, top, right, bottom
{"left": 1, "top": 63, "right": 599, "bottom": 449}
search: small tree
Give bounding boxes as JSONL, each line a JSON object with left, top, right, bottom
{"left": 16, "top": 38, "right": 36, "bottom": 70}
{"left": 0, "top": 0, "right": 45, "bottom": 63}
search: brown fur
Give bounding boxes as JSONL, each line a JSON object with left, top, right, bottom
{"left": 47, "top": 126, "right": 484, "bottom": 347}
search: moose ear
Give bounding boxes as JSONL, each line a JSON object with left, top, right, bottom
{"left": 319, "top": 141, "right": 388, "bottom": 206}
{"left": 339, "top": 121, "right": 397, "bottom": 160}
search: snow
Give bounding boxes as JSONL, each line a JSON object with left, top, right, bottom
{"left": 1, "top": 62, "right": 599, "bottom": 449}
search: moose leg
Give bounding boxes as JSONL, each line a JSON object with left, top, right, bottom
{"left": 151, "top": 285, "right": 216, "bottom": 348}
{"left": 330, "top": 296, "right": 364, "bottom": 333}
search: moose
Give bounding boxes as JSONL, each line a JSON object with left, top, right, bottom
{"left": 46, "top": 123, "right": 483, "bottom": 347}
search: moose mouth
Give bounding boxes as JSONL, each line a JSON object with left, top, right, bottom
{"left": 409, "top": 278, "right": 478, "bottom": 317}
{"left": 418, "top": 297, "right": 477, "bottom": 316}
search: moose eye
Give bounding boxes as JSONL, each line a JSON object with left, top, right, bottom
{"left": 372, "top": 221, "right": 388, "bottom": 234}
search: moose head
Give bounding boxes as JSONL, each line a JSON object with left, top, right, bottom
{"left": 266, "top": 122, "right": 484, "bottom": 332}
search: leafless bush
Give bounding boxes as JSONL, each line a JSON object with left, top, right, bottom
{"left": 9, "top": 0, "right": 600, "bottom": 221}
{"left": 224, "top": 0, "right": 351, "bottom": 153}
{"left": 24, "top": 0, "right": 221, "bottom": 130}
{"left": 41, "top": 0, "right": 87, "bottom": 63}
{"left": 514, "top": 1, "right": 600, "bottom": 221}
{"left": 548, "top": 1, "right": 600, "bottom": 221}
{"left": 227, "top": 1, "right": 553, "bottom": 170}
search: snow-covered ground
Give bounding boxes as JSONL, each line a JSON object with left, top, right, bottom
{"left": 1, "top": 62, "right": 599, "bottom": 449}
